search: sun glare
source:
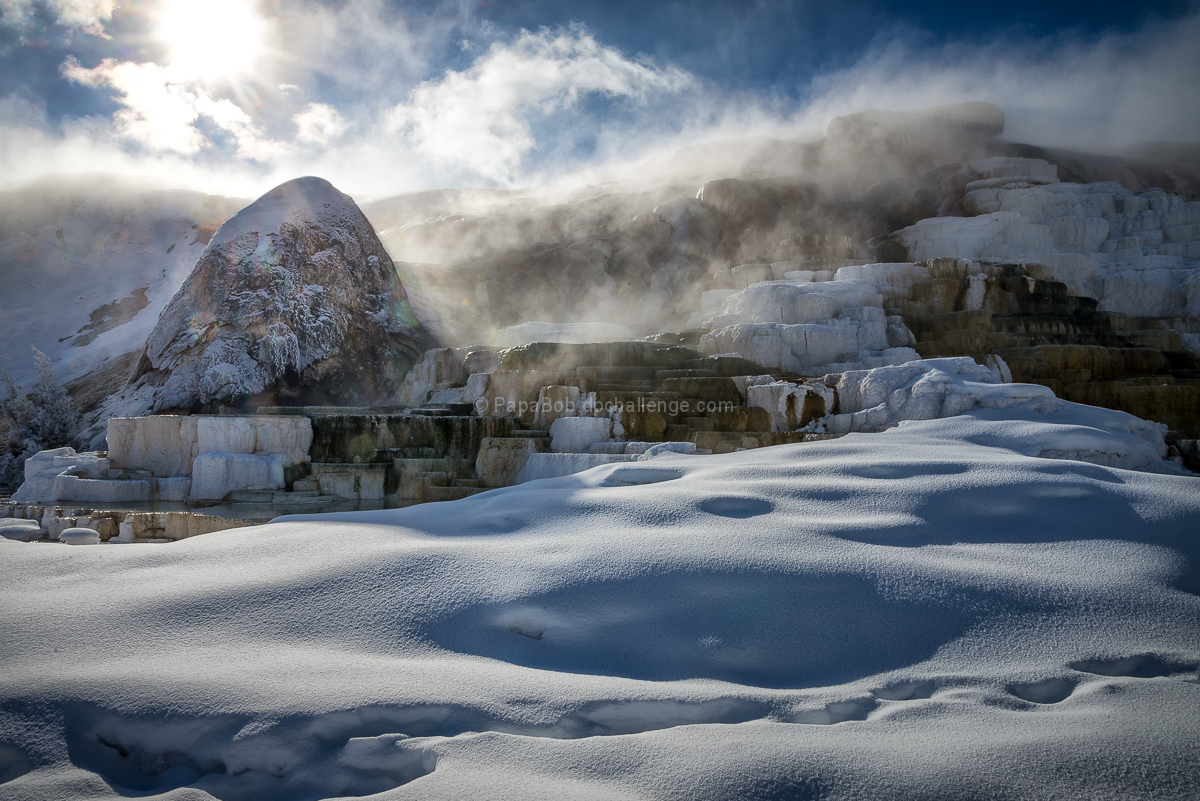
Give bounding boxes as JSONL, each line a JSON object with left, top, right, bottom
{"left": 157, "top": 0, "right": 267, "bottom": 80}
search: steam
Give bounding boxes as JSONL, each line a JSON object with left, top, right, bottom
{"left": 795, "top": 12, "right": 1200, "bottom": 152}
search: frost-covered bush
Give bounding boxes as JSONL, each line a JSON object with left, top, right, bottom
{"left": 0, "top": 348, "right": 78, "bottom": 492}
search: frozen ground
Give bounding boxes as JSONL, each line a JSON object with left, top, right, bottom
{"left": 1, "top": 404, "right": 1199, "bottom": 800}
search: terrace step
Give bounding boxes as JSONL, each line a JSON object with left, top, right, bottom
{"left": 576, "top": 366, "right": 659, "bottom": 380}
{"left": 424, "top": 486, "right": 484, "bottom": 502}
{"left": 587, "top": 381, "right": 657, "bottom": 392}
{"left": 664, "top": 424, "right": 690, "bottom": 441}
{"left": 655, "top": 369, "right": 718, "bottom": 381}
{"left": 226, "top": 490, "right": 276, "bottom": 503}
{"left": 452, "top": 478, "right": 486, "bottom": 488}
{"left": 226, "top": 490, "right": 336, "bottom": 505}
{"left": 393, "top": 458, "right": 474, "bottom": 479}
{"left": 691, "top": 430, "right": 763, "bottom": 452}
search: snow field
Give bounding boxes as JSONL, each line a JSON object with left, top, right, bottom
{"left": 1, "top": 401, "right": 1199, "bottom": 799}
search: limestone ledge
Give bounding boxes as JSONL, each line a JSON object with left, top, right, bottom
{"left": 0, "top": 502, "right": 259, "bottom": 543}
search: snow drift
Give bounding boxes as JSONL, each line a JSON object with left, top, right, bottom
{"left": 1, "top": 398, "right": 1198, "bottom": 799}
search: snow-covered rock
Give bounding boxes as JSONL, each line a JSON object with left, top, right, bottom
{"left": 965, "top": 156, "right": 1060, "bottom": 186}
{"left": 428, "top": 387, "right": 467, "bottom": 404}
{"left": 809, "top": 357, "right": 1176, "bottom": 473}
{"left": 107, "top": 414, "right": 310, "bottom": 480}
{"left": 534, "top": 385, "right": 581, "bottom": 430}
{"left": 398, "top": 347, "right": 466, "bottom": 407}
{"left": 694, "top": 273, "right": 922, "bottom": 374}
{"left": 109, "top": 176, "right": 426, "bottom": 417}
{"left": 702, "top": 280, "right": 883, "bottom": 329}
{"left": 0, "top": 181, "right": 247, "bottom": 390}
{"left": 242, "top": 417, "right": 313, "bottom": 466}
{"left": 899, "top": 211, "right": 1025, "bottom": 262}
{"left": 0, "top": 519, "right": 46, "bottom": 542}
{"left": 10, "top": 448, "right": 86, "bottom": 503}
{"left": 309, "top": 464, "right": 387, "bottom": 501}
{"left": 701, "top": 321, "right": 917, "bottom": 375}
{"left": 462, "top": 372, "right": 491, "bottom": 407}
{"left": 51, "top": 475, "right": 153, "bottom": 503}
{"left": 9, "top": 436, "right": 213, "bottom": 503}
{"left": 57, "top": 527, "right": 100, "bottom": 546}
{"left": 482, "top": 370, "right": 570, "bottom": 423}
{"left": 637, "top": 441, "right": 699, "bottom": 459}
{"left": 730, "top": 374, "right": 775, "bottom": 400}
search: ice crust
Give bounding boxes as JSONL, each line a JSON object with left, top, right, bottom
{"left": 2, "top": 400, "right": 1198, "bottom": 799}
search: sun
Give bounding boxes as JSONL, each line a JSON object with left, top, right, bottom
{"left": 156, "top": 0, "right": 268, "bottom": 81}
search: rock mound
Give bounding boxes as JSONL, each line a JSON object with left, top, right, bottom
{"left": 125, "top": 176, "right": 427, "bottom": 412}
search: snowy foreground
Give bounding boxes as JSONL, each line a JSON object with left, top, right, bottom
{"left": 2, "top": 406, "right": 1200, "bottom": 800}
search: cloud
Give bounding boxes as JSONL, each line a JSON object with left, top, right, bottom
{"left": 61, "top": 58, "right": 207, "bottom": 154}
{"left": 61, "top": 56, "right": 287, "bottom": 160}
{"left": 0, "top": 0, "right": 116, "bottom": 36}
{"left": 293, "top": 102, "right": 348, "bottom": 145}
{"left": 0, "top": 93, "right": 271, "bottom": 195}
{"left": 2, "top": 5, "right": 1199, "bottom": 199}
{"left": 385, "top": 27, "right": 694, "bottom": 183}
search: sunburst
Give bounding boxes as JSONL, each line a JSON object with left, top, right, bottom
{"left": 156, "top": 0, "right": 268, "bottom": 81}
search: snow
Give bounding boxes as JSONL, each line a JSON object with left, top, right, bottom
{"left": 515, "top": 451, "right": 636, "bottom": 483}
{"left": 0, "top": 519, "right": 45, "bottom": 542}
{"left": 56, "top": 527, "right": 100, "bottom": 546}
{"left": 2, "top": 397, "right": 1198, "bottom": 799}
{"left": 10, "top": 448, "right": 92, "bottom": 503}
{"left": 810, "top": 357, "right": 1180, "bottom": 473}
{"left": 0, "top": 185, "right": 245, "bottom": 389}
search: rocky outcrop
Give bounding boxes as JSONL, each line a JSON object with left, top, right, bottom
{"left": 118, "top": 176, "right": 427, "bottom": 415}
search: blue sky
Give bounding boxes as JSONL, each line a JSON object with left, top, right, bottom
{"left": 0, "top": 0, "right": 1197, "bottom": 196}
